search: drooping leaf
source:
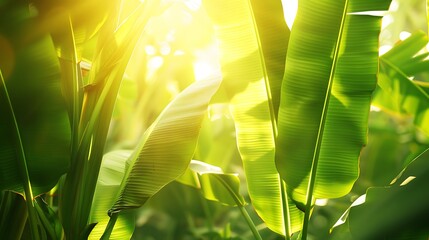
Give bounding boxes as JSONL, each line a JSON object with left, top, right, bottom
{"left": 0, "top": 2, "right": 71, "bottom": 196}
{"left": 203, "top": 0, "right": 302, "bottom": 235}
{"left": 177, "top": 160, "right": 245, "bottom": 206}
{"left": 276, "top": 0, "right": 391, "bottom": 209}
{"left": 89, "top": 151, "right": 135, "bottom": 240}
{"left": 109, "top": 74, "right": 222, "bottom": 214}
{"left": 348, "top": 148, "right": 429, "bottom": 239}
{"left": 373, "top": 31, "right": 429, "bottom": 136}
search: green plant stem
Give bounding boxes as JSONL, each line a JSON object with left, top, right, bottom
{"left": 280, "top": 180, "right": 291, "bottom": 240}
{"left": 197, "top": 174, "right": 215, "bottom": 233}
{"left": 213, "top": 175, "right": 262, "bottom": 240}
{"left": 0, "top": 70, "right": 40, "bottom": 240}
{"left": 100, "top": 213, "right": 119, "bottom": 240}
{"left": 55, "top": 14, "right": 84, "bottom": 238}
{"left": 67, "top": 3, "right": 158, "bottom": 235}
{"left": 301, "top": 1, "right": 349, "bottom": 239}
{"left": 34, "top": 200, "right": 56, "bottom": 239}
{"left": 237, "top": 205, "right": 262, "bottom": 240}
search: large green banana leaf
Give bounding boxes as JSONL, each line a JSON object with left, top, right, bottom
{"left": 202, "top": 0, "right": 303, "bottom": 236}
{"left": 276, "top": 0, "right": 391, "bottom": 211}
{"left": 0, "top": 2, "right": 70, "bottom": 196}
{"left": 348, "top": 148, "right": 429, "bottom": 239}
{"left": 89, "top": 151, "right": 135, "bottom": 240}
{"left": 108, "top": 74, "right": 222, "bottom": 214}
{"left": 373, "top": 31, "right": 429, "bottom": 136}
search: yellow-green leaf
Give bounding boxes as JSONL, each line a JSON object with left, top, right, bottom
{"left": 177, "top": 160, "right": 245, "bottom": 206}
{"left": 89, "top": 151, "right": 135, "bottom": 240}
{"left": 373, "top": 31, "right": 429, "bottom": 136}
{"left": 203, "top": 0, "right": 302, "bottom": 236}
{"left": 109, "top": 75, "right": 222, "bottom": 214}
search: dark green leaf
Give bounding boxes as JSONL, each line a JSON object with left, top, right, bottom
{"left": 0, "top": 4, "right": 70, "bottom": 196}
{"left": 348, "top": 148, "right": 429, "bottom": 239}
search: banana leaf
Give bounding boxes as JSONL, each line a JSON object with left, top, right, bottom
{"left": 348, "top": 148, "right": 429, "bottom": 239}
{"left": 89, "top": 151, "right": 135, "bottom": 240}
{"left": 373, "top": 31, "right": 429, "bottom": 136}
{"left": 202, "top": 0, "right": 303, "bottom": 236}
{"left": 276, "top": 0, "right": 391, "bottom": 213}
{"left": 0, "top": 1, "right": 70, "bottom": 197}
{"left": 108, "top": 74, "right": 222, "bottom": 214}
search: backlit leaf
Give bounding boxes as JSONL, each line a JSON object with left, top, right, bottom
{"left": 109, "top": 74, "right": 222, "bottom": 213}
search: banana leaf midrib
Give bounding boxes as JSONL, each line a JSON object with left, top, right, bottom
{"left": 247, "top": 0, "right": 296, "bottom": 237}
{"left": 301, "top": 1, "right": 350, "bottom": 230}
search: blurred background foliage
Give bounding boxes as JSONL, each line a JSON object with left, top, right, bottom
{"left": 90, "top": 0, "right": 429, "bottom": 239}
{"left": 2, "top": 0, "right": 428, "bottom": 239}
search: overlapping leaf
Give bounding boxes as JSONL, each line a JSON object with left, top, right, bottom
{"left": 276, "top": 0, "right": 391, "bottom": 208}
{"left": 0, "top": 2, "right": 70, "bottom": 196}
{"left": 89, "top": 151, "right": 135, "bottom": 240}
{"left": 373, "top": 31, "right": 429, "bottom": 136}
{"left": 202, "top": 0, "right": 302, "bottom": 235}
{"left": 347, "top": 148, "right": 429, "bottom": 239}
{"left": 177, "top": 160, "right": 245, "bottom": 206}
{"left": 109, "top": 74, "right": 222, "bottom": 213}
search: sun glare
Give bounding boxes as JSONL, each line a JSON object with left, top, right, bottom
{"left": 183, "top": 0, "right": 201, "bottom": 11}
{"left": 399, "top": 31, "right": 411, "bottom": 41}
{"left": 281, "top": 0, "right": 298, "bottom": 29}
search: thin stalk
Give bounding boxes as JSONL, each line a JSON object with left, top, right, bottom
{"left": 213, "top": 175, "right": 262, "bottom": 240}
{"left": 100, "top": 213, "right": 119, "bottom": 240}
{"left": 56, "top": 14, "right": 84, "bottom": 239}
{"left": 223, "top": 223, "right": 231, "bottom": 239}
{"left": 0, "top": 70, "right": 40, "bottom": 239}
{"left": 69, "top": 2, "right": 157, "bottom": 235}
{"left": 197, "top": 175, "right": 214, "bottom": 233}
{"left": 427, "top": 0, "right": 429, "bottom": 36}
{"left": 280, "top": 180, "right": 291, "bottom": 240}
{"left": 66, "top": 15, "right": 82, "bottom": 162}
{"left": 34, "top": 200, "right": 57, "bottom": 239}
{"left": 237, "top": 205, "right": 262, "bottom": 240}
{"left": 301, "top": 1, "right": 349, "bottom": 239}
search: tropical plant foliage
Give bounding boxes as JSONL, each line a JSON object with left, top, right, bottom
{"left": 1, "top": 0, "right": 429, "bottom": 239}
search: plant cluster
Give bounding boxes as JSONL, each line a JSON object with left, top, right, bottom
{"left": 1, "top": 0, "right": 429, "bottom": 239}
